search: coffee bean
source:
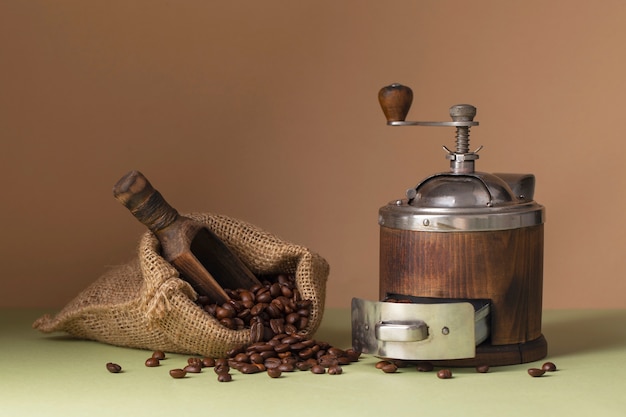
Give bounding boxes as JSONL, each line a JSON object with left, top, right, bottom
{"left": 475, "top": 364, "right": 490, "bottom": 373}
{"left": 106, "top": 362, "right": 122, "bottom": 373}
{"left": 375, "top": 360, "right": 391, "bottom": 369}
{"left": 328, "top": 365, "right": 343, "bottom": 375}
{"left": 416, "top": 362, "right": 434, "bottom": 372}
{"left": 311, "top": 365, "right": 326, "bottom": 374}
{"left": 528, "top": 368, "right": 545, "bottom": 377}
{"left": 240, "top": 364, "right": 262, "bottom": 374}
{"left": 145, "top": 357, "right": 160, "bottom": 367}
{"left": 217, "top": 373, "right": 232, "bottom": 382}
{"left": 345, "top": 349, "right": 361, "bottom": 362}
{"left": 202, "top": 357, "right": 216, "bottom": 368}
{"left": 214, "top": 364, "right": 230, "bottom": 375}
{"left": 152, "top": 350, "right": 166, "bottom": 360}
{"left": 542, "top": 362, "right": 557, "bottom": 372}
{"left": 169, "top": 368, "right": 187, "bottom": 379}
{"left": 437, "top": 369, "right": 453, "bottom": 379}
{"left": 183, "top": 364, "right": 202, "bottom": 373}
{"left": 267, "top": 367, "right": 282, "bottom": 378}
{"left": 381, "top": 363, "right": 398, "bottom": 373}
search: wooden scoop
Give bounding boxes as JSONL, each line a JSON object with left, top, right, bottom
{"left": 113, "top": 170, "right": 261, "bottom": 305}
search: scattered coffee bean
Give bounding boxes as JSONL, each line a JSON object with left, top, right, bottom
{"left": 267, "top": 368, "right": 282, "bottom": 378}
{"left": 476, "top": 364, "right": 490, "bottom": 373}
{"left": 201, "top": 357, "right": 216, "bottom": 368}
{"left": 542, "top": 361, "right": 557, "bottom": 372}
{"left": 214, "top": 364, "right": 230, "bottom": 375}
{"left": 169, "top": 368, "right": 187, "bottom": 379}
{"left": 106, "top": 362, "right": 122, "bottom": 373}
{"left": 437, "top": 369, "right": 453, "bottom": 379}
{"left": 145, "top": 357, "right": 160, "bottom": 367}
{"left": 381, "top": 363, "right": 398, "bottom": 373}
{"left": 527, "top": 368, "right": 545, "bottom": 377}
{"left": 375, "top": 360, "right": 391, "bottom": 369}
{"left": 416, "top": 362, "right": 434, "bottom": 372}
{"left": 183, "top": 364, "right": 202, "bottom": 373}
{"left": 152, "top": 350, "right": 166, "bottom": 360}
{"left": 311, "top": 365, "right": 326, "bottom": 374}
{"left": 217, "top": 373, "right": 232, "bottom": 382}
{"left": 328, "top": 365, "right": 343, "bottom": 375}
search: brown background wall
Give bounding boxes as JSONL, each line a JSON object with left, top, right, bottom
{"left": 1, "top": 1, "right": 624, "bottom": 309}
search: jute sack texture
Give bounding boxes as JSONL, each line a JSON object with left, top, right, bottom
{"left": 33, "top": 213, "right": 330, "bottom": 358}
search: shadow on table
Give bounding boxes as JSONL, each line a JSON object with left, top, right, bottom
{"left": 542, "top": 310, "right": 626, "bottom": 357}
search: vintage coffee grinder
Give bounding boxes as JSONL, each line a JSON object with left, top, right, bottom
{"left": 351, "top": 84, "right": 547, "bottom": 366}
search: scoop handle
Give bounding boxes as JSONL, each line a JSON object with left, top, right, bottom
{"left": 113, "top": 170, "right": 179, "bottom": 232}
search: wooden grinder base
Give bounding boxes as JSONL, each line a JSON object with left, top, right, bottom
{"left": 428, "top": 335, "right": 548, "bottom": 367}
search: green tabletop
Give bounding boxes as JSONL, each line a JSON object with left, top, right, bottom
{"left": 1, "top": 308, "right": 625, "bottom": 416}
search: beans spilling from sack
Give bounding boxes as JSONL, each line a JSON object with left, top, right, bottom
{"left": 197, "top": 274, "right": 312, "bottom": 341}
{"left": 195, "top": 273, "right": 361, "bottom": 380}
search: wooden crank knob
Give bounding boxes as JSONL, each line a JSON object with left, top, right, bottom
{"left": 378, "top": 83, "right": 413, "bottom": 122}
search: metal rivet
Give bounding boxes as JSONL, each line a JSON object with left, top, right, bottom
{"left": 423, "top": 219, "right": 430, "bottom": 226}
{"left": 395, "top": 200, "right": 403, "bottom": 206}
{"left": 442, "top": 327, "right": 450, "bottom": 335}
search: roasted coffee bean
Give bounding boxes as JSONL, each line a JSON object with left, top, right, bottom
{"left": 296, "top": 361, "right": 312, "bottom": 371}
{"left": 528, "top": 368, "right": 545, "bottom": 377}
{"left": 256, "top": 291, "right": 273, "bottom": 304}
{"left": 375, "top": 360, "right": 391, "bottom": 369}
{"left": 285, "top": 312, "right": 300, "bottom": 325}
{"left": 250, "top": 302, "right": 267, "bottom": 316}
{"left": 218, "top": 317, "right": 234, "bottom": 329}
{"left": 264, "top": 357, "right": 282, "bottom": 369}
{"left": 215, "top": 305, "right": 234, "bottom": 320}
{"left": 106, "top": 362, "right": 122, "bottom": 373}
{"left": 239, "top": 290, "right": 255, "bottom": 304}
{"left": 234, "top": 353, "right": 250, "bottom": 363}
{"left": 318, "top": 355, "right": 339, "bottom": 368}
{"left": 328, "top": 365, "right": 343, "bottom": 375}
{"left": 381, "top": 363, "right": 398, "bottom": 373}
{"left": 542, "top": 362, "right": 557, "bottom": 372}
{"left": 217, "top": 373, "right": 232, "bottom": 382}
{"left": 267, "top": 367, "right": 282, "bottom": 378}
{"left": 475, "top": 364, "right": 490, "bottom": 373}
{"left": 250, "top": 321, "right": 264, "bottom": 343}
{"left": 337, "top": 356, "right": 351, "bottom": 366}
{"left": 269, "top": 318, "right": 285, "bottom": 334}
{"left": 311, "top": 365, "right": 326, "bottom": 374}
{"left": 187, "top": 357, "right": 203, "bottom": 366}
{"left": 184, "top": 364, "right": 202, "bottom": 373}
{"left": 284, "top": 324, "right": 298, "bottom": 334}
{"left": 152, "top": 350, "right": 166, "bottom": 360}
{"left": 277, "top": 363, "right": 295, "bottom": 372}
{"left": 202, "top": 357, "right": 216, "bottom": 368}
{"left": 169, "top": 368, "right": 187, "bottom": 379}
{"left": 327, "top": 347, "right": 344, "bottom": 357}
{"left": 240, "top": 364, "right": 262, "bottom": 374}
{"left": 145, "top": 357, "right": 160, "bottom": 367}
{"left": 270, "top": 282, "right": 282, "bottom": 298}
{"left": 214, "top": 364, "right": 230, "bottom": 375}
{"left": 437, "top": 369, "right": 453, "bottom": 379}
{"left": 345, "top": 349, "right": 361, "bottom": 362}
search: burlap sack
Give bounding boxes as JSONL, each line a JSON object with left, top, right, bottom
{"left": 33, "top": 213, "right": 329, "bottom": 358}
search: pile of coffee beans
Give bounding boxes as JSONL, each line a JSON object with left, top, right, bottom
{"left": 106, "top": 274, "right": 362, "bottom": 382}
{"left": 196, "top": 274, "right": 312, "bottom": 342}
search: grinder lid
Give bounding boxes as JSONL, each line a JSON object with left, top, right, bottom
{"left": 379, "top": 171, "right": 544, "bottom": 232}
{"left": 377, "top": 84, "right": 544, "bottom": 232}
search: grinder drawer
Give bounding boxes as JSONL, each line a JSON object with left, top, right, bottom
{"left": 351, "top": 296, "right": 490, "bottom": 360}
